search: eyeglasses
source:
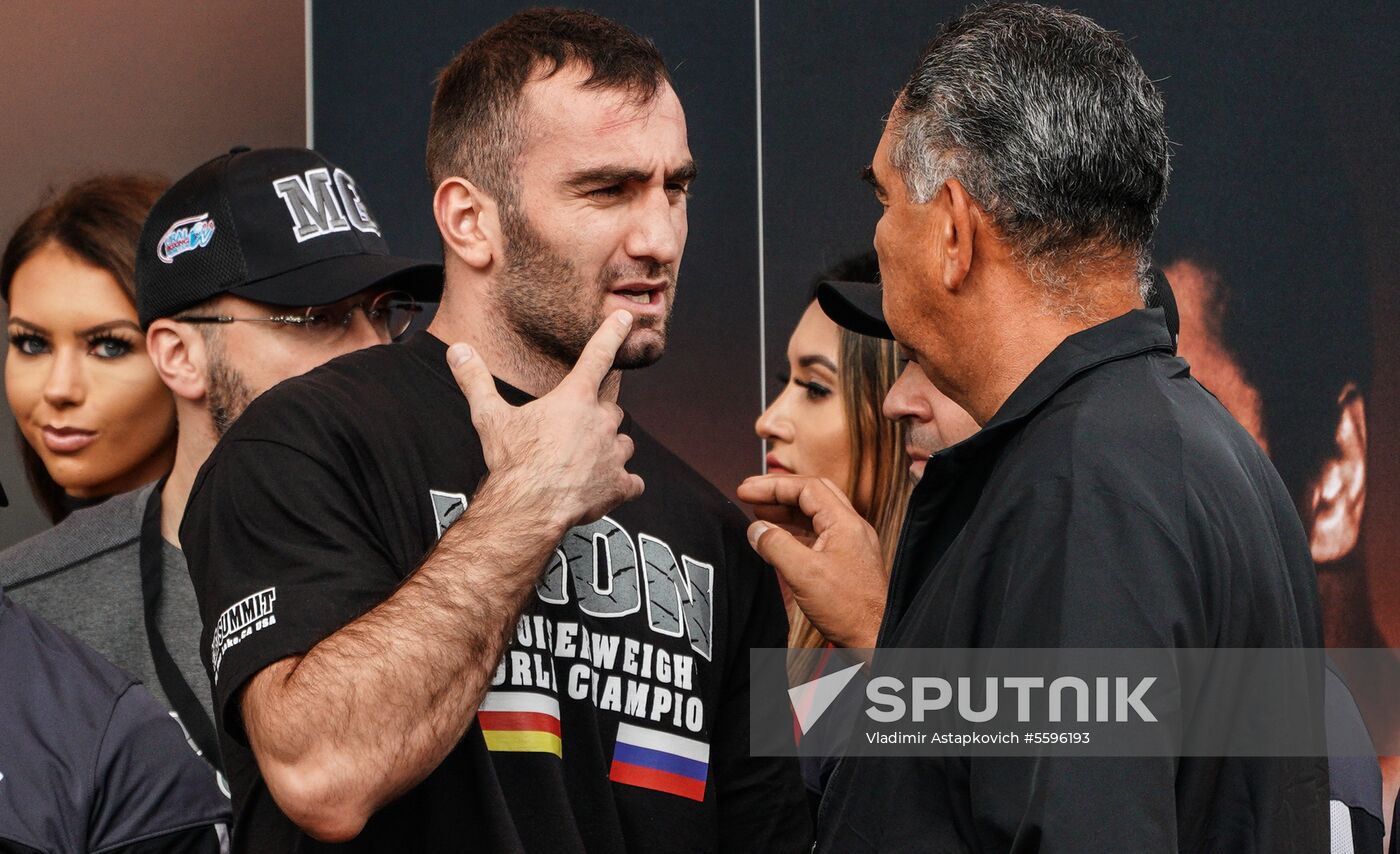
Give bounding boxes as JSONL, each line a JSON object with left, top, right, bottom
{"left": 174, "top": 290, "right": 422, "bottom": 341}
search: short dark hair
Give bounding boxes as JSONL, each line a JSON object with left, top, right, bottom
{"left": 426, "top": 8, "right": 673, "bottom": 202}
{"left": 1, "top": 173, "right": 169, "bottom": 523}
{"left": 890, "top": 2, "right": 1170, "bottom": 295}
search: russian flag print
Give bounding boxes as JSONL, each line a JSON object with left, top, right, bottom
{"left": 478, "top": 691, "right": 562, "bottom": 758}
{"left": 609, "top": 722, "right": 710, "bottom": 801}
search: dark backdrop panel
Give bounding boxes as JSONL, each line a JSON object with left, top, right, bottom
{"left": 314, "top": 0, "right": 762, "bottom": 499}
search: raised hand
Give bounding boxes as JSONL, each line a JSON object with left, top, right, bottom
{"left": 447, "top": 309, "right": 645, "bottom": 531}
{"left": 738, "top": 474, "right": 887, "bottom": 649}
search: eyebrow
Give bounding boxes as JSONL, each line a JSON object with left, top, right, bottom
{"left": 861, "top": 165, "right": 886, "bottom": 197}
{"left": 798, "top": 354, "right": 838, "bottom": 372}
{"left": 7, "top": 317, "right": 47, "bottom": 335}
{"left": 78, "top": 320, "right": 142, "bottom": 337}
{"left": 565, "top": 159, "right": 699, "bottom": 189}
{"left": 7, "top": 317, "right": 141, "bottom": 337}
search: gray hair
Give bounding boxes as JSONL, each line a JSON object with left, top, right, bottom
{"left": 889, "top": 2, "right": 1170, "bottom": 311}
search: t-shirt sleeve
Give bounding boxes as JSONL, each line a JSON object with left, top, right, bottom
{"left": 710, "top": 519, "right": 812, "bottom": 852}
{"left": 181, "top": 436, "right": 401, "bottom": 745}
{"left": 87, "top": 684, "right": 231, "bottom": 853}
{"left": 965, "top": 480, "right": 1200, "bottom": 850}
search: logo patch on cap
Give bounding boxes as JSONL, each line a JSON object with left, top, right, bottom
{"left": 157, "top": 213, "right": 216, "bottom": 264}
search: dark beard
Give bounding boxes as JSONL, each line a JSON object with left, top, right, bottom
{"left": 494, "top": 203, "right": 676, "bottom": 371}
{"left": 206, "top": 354, "right": 253, "bottom": 437}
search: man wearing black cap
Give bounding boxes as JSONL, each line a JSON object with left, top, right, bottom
{"left": 180, "top": 10, "right": 804, "bottom": 854}
{"left": 0, "top": 476, "right": 233, "bottom": 852}
{"left": 0, "top": 146, "right": 439, "bottom": 784}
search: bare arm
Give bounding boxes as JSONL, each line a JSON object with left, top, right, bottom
{"left": 241, "top": 311, "right": 643, "bottom": 842}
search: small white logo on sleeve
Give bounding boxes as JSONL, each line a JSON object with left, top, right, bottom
{"left": 210, "top": 587, "right": 277, "bottom": 683}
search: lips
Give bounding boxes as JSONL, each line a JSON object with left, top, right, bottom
{"left": 607, "top": 281, "right": 668, "bottom": 315}
{"left": 41, "top": 425, "right": 97, "bottom": 453}
{"left": 765, "top": 454, "right": 792, "bottom": 475}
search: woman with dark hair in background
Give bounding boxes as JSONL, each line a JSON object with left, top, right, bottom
{"left": 1, "top": 174, "right": 176, "bottom": 523}
{"left": 756, "top": 253, "right": 908, "bottom": 682}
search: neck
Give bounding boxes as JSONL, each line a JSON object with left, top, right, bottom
{"left": 947, "top": 270, "right": 1141, "bottom": 425}
{"left": 428, "top": 278, "right": 622, "bottom": 402}
{"left": 160, "top": 412, "right": 218, "bottom": 548}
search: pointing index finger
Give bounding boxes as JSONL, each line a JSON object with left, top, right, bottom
{"left": 566, "top": 310, "right": 634, "bottom": 395}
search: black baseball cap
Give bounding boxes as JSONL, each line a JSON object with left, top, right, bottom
{"left": 816, "top": 279, "right": 892, "bottom": 340}
{"left": 136, "top": 146, "right": 441, "bottom": 328}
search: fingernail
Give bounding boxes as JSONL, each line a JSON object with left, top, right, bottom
{"left": 614, "top": 310, "right": 634, "bottom": 327}
{"left": 747, "top": 521, "right": 770, "bottom": 548}
{"left": 447, "top": 344, "right": 474, "bottom": 367}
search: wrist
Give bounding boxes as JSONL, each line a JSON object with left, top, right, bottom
{"left": 472, "top": 472, "right": 573, "bottom": 540}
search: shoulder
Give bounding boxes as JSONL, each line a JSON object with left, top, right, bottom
{"left": 1012, "top": 350, "right": 1265, "bottom": 498}
{"left": 228, "top": 340, "right": 425, "bottom": 442}
{"left": 0, "top": 595, "right": 135, "bottom": 717}
{"left": 0, "top": 484, "right": 150, "bottom": 589}
{"left": 195, "top": 339, "right": 446, "bottom": 486}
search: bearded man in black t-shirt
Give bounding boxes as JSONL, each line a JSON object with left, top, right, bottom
{"left": 179, "top": 9, "right": 808, "bottom": 853}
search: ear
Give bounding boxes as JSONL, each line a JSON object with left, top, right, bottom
{"left": 433, "top": 177, "right": 499, "bottom": 272}
{"left": 937, "top": 178, "right": 978, "bottom": 293}
{"left": 146, "top": 319, "right": 209, "bottom": 403}
{"left": 1309, "top": 384, "right": 1367, "bottom": 563}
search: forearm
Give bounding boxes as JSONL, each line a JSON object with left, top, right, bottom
{"left": 244, "top": 474, "right": 564, "bottom": 839}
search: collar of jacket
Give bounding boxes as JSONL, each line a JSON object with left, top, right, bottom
{"left": 931, "top": 306, "right": 1175, "bottom": 464}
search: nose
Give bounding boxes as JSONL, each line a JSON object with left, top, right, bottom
{"left": 882, "top": 362, "right": 934, "bottom": 425}
{"left": 755, "top": 389, "right": 795, "bottom": 444}
{"left": 41, "top": 349, "right": 86, "bottom": 409}
{"left": 623, "top": 187, "right": 684, "bottom": 267}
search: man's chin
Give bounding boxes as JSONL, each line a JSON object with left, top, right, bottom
{"left": 614, "top": 329, "right": 666, "bottom": 370}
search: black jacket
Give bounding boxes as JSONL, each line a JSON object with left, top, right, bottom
{"left": 816, "top": 308, "right": 1328, "bottom": 853}
{"left": 0, "top": 590, "right": 230, "bottom": 853}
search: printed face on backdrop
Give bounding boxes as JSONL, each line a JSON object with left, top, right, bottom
{"left": 494, "top": 63, "right": 695, "bottom": 371}
{"left": 194, "top": 289, "right": 391, "bottom": 435}
{"left": 756, "top": 302, "right": 864, "bottom": 506}
{"left": 883, "top": 350, "right": 980, "bottom": 484}
{"left": 5, "top": 241, "right": 176, "bottom": 496}
{"left": 1163, "top": 259, "right": 1368, "bottom": 565}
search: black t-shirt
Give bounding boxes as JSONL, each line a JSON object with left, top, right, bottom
{"left": 181, "top": 332, "right": 808, "bottom": 853}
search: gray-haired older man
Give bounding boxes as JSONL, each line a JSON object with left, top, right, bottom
{"left": 742, "top": 3, "right": 1329, "bottom": 851}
